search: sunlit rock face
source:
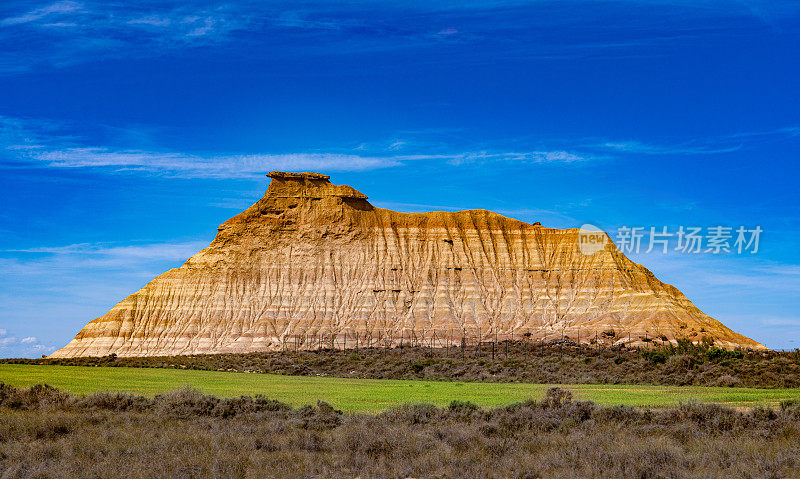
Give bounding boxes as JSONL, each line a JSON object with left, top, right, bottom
{"left": 51, "top": 172, "right": 764, "bottom": 357}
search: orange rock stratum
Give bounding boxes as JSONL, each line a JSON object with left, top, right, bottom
{"left": 51, "top": 172, "right": 764, "bottom": 357}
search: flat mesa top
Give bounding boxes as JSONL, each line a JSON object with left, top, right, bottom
{"left": 267, "top": 171, "right": 330, "bottom": 180}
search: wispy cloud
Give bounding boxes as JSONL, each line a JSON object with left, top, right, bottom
{"left": 28, "top": 148, "right": 588, "bottom": 177}
{"left": 2, "top": 116, "right": 796, "bottom": 178}
{"left": 756, "top": 263, "right": 800, "bottom": 276}
{"left": 598, "top": 140, "right": 742, "bottom": 155}
{"left": 0, "top": 238, "right": 216, "bottom": 357}
{"left": 0, "top": 2, "right": 248, "bottom": 72}
{"left": 0, "top": 1, "right": 82, "bottom": 26}
{"left": 760, "top": 317, "right": 800, "bottom": 327}
{"left": 2, "top": 0, "right": 798, "bottom": 73}
{"left": 0, "top": 115, "right": 591, "bottom": 177}
{"left": 624, "top": 251, "right": 800, "bottom": 348}
{"left": 4, "top": 240, "right": 210, "bottom": 270}
{"left": 35, "top": 148, "right": 405, "bottom": 176}
{"left": 725, "top": 126, "right": 800, "bottom": 140}
{"left": 1, "top": 1, "right": 237, "bottom": 38}
{"left": 586, "top": 126, "right": 799, "bottom": 157}
{"left": 441, "top": 150, "right": 586, "bottom": 165}
{"left": 631, "top": 252, "right": 800, "bottom": 295}
{"left": 127, "top": 15, "right": 172, "bottom": 27}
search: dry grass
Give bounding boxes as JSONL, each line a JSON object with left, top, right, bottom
{"left": 1, "top": 383, "right": 800, "bottom": 478}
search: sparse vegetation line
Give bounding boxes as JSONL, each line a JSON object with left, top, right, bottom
{"left": 1, "top": 364, "right": 799, "bottom": 412}
{"left": 7, "top": 339, "right": 800, "bottom": 389}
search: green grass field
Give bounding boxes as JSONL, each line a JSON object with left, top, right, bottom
{"left": 2, "top": 364, "right": 799, "bottom": 412}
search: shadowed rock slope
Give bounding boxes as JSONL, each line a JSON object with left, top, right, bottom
{"left": 51, "top": 172, "right": 763, "bottom": 357}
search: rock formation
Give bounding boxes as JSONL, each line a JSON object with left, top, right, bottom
{"left": 51, "top": 171, "right": 764, "bottom": 357}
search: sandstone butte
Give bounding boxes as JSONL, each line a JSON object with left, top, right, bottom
{"left": 51, "top": 172, "right": 764, "bottom": 358}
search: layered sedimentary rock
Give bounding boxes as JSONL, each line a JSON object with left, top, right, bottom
{"left": 51, "top": 172, "right": 763, "bottom": 357}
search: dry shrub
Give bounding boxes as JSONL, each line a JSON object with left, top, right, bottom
{"left": 0, "top": 383, "right": 70, "bottom": 410}
{"left": 296, "top": 401, "right": 343, "bottom": 430}
{"left": 379, "top": 403, "right": 442, "bottom": 425}
{"left": 2, "top": 383, "right": 800, "bottom": 478}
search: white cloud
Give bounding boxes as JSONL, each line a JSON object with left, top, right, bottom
{"left": 0, "top": 329, "right": 6, "bottom": 336}
{"left": 0, "top": 333, "right": 56, "bottom": 357}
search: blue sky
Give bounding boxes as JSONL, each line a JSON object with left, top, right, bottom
{"left": 1, "top": 0, "right": 798, "bottom": 356}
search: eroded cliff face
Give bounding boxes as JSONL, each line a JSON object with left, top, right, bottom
{"left": 51, "top": 172, "right": 764, "bottom": 357}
